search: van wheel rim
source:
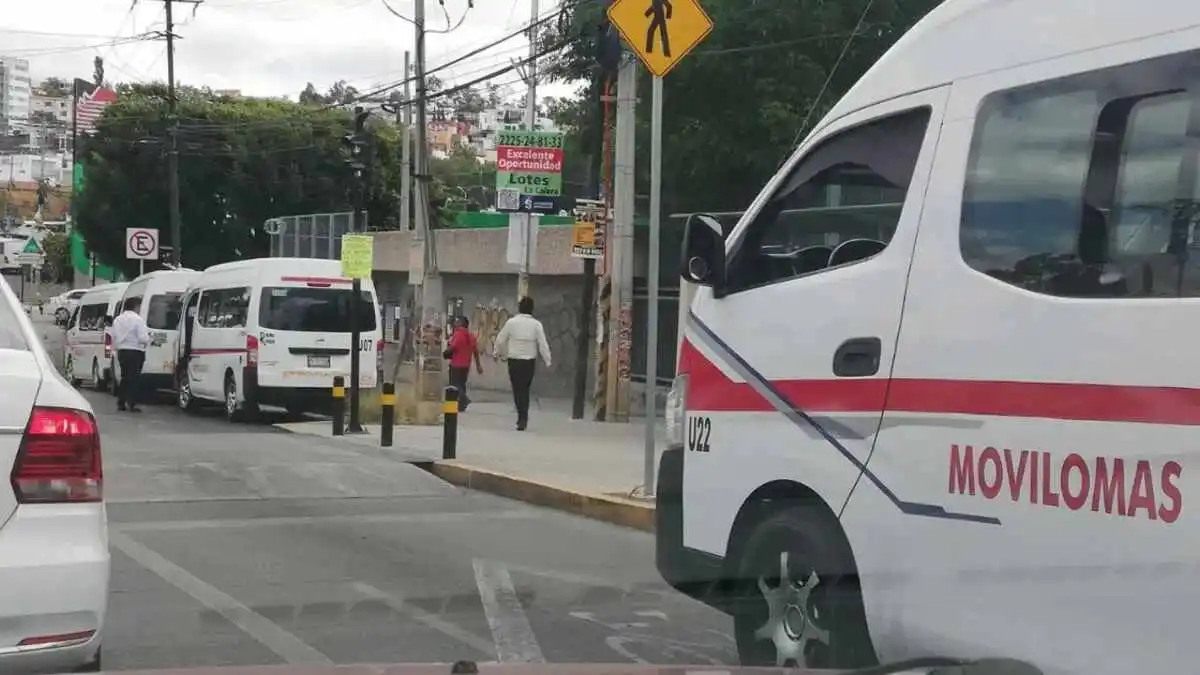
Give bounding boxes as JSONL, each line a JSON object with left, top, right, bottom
{"left": 92, "top": 362, "right": 100, "bottom": 385}
{"left": 178, "top": 375, "right": 191, "bottom": 409}
{"left": 225, "top": 381, "right": 237, "bottom": 417}
{"left": 754, "top": 550, "right": 831, "bottom": 667}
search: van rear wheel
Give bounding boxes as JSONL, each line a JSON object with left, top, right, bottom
{"left": 91, "top": 360, "right": 106, "bottom": 392}
{"left": 731, "top": 504, "right": 875, "bottom": 670}
{"left": 177, "top": 371, "right": 195, "bottom": 412}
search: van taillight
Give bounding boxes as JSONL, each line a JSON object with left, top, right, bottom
{"left": 246, "top": 334, "right": 259, "bottom": 366}
{"left": 103, "top": 333, "right": 112, "bottom": 358}
{"left": 11, "top": 408, "right": 102, "bottom": 503}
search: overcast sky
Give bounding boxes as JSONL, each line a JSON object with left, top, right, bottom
{"left": 2, "top": 0, "right": 573, "bottom": 102}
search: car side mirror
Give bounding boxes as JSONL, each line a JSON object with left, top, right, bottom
{"left": 680, "top": 213, "right": 727, "bottom": 298}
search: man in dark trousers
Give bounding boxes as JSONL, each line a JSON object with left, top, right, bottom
{"left": 444, "top": 315, "right": 483, "bottom": 411}
{"left": 110, "top": 296, "right": 150, "bottom": 412}
{"left": 493, "top": 296, "right": 552, "bottom": 430}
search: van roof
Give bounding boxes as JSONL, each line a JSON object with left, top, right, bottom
{"left": 82, "top": 282, "right": 128, "bottom": 297}
{"left": 199, "top": 257, "right": 359, "bottom": 281}
{"left": 816, "top": 0, "right": 1200, "bottom": 136}
{"left": 129, "top": 269, "right": 200, "bottom": 283}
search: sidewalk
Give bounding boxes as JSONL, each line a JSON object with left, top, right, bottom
{"left": 275, "top": 394, "right": 663, "bottom": 531}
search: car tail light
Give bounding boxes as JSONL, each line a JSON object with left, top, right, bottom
{"left": 103, "top": 332, "right": 112, "bottom": 359}
{"left": 11, "top": 408, "right": 102, "bottom": 503}
{"left": 246, "top": 334, "right": 259, "bottom": 366}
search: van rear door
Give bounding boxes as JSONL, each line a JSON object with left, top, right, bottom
{"left": 254, "top": 279, "right": 377, "bottom": 390}
{"left": 143, "top": 291, "right": 184, "bottom": 376}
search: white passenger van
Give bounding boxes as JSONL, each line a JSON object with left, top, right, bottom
{"left": 64, "top": 282, "right": 128, "bottom": 390}
{"left": 109, "top": 269, "right": 199, "bottom": 393}
{"left": 174, "top": 258, "right": 381, "bottom": 421}
{"left": 658, "top": 3, "right": 1200, "bottom": 675}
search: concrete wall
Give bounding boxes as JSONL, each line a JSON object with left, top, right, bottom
{"left": 374, "top": 270, "right": 594, "bottom": 399}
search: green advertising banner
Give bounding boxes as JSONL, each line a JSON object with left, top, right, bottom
{"left": 495, "top": 130, "right": 565, "bottom": 202}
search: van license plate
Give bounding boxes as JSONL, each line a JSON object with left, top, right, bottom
{"left": 307, "top": 355, "right": 331, "bottom": 368}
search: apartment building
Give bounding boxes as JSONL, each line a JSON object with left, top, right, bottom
{"left": 30, "top": 90, "right": 71, "bottom": 127}
{"left": 0, "top": 58, "right": 32, "bottom": 133}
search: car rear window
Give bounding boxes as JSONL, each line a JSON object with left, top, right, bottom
{"left": 147, "top": 292, "right": 183, "bottom": 330}
{"left": 258, "top": 286, "right": 377, "bottom": 333}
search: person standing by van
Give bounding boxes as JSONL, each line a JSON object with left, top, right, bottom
{"left": 111, "top": 297, "right": 150, "bottom": 412}
{"left": 493, "top": 296, "right": 551, "bottom": 430}
{"left": 444, "top": 316, "right": 482, "bottom": 411}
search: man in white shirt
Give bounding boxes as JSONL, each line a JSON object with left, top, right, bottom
{"left": 493, "top": 296, "right": 552, "bottom": 430}
{"left": 110, "top": 297, "right": 151, "bottom": 412}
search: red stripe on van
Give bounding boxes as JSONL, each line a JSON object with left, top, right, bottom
{"left": 679, "top": 338, "right": 1200, "bottom": 426}
{"left": 190, "top": 347, "right": 248, "bottom": 355}
{"left": 280, "top": 276, "right": 352, "bottom": 285}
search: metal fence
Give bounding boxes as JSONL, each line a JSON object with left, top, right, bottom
{"left": 266, "top": 211, "right": 364, "bottom": 260}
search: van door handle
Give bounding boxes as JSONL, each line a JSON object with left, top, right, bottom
{"left": 833, "top": 337, "right": 882, "bottom": 377}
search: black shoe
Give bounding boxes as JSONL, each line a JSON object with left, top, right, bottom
{"left": 128, "top": 406, "right": 143, "bottom": 413}
{"left": 516, "top": 420, "right": 527, "bottom": 431}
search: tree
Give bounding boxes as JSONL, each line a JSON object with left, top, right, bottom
{"left": 73, "top": 82, "right": 405, "bottom": 276}
{"left": 92, "top": 56, "right": 104, "bottom": 88}
{"left": 540, "top": 0, "right": 941, "bottom": 215}
{"left": 429, "top": 144, "right": 496, "bottom": 223}
{"left": 298, "top": 82, "right": 324, "bottom": 105}
{"left": 325, "top": 80, "right": 360, "bottom": 105}
{"left": 40, "top": 77, "right": 69, "bottom": 97}
{"left": 40, "top": 232, "right": 70, "bottom": 284}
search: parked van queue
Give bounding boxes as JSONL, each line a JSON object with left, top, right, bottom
{"left": 60, "top": 257, "right": 383, "bottom": 421}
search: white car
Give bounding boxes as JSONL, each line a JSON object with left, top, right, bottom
{"left": 0, "top": 276, "right": 108, "bottom": 673}
{"left": 51, "top": 289, "right": 88, "bottom": 326}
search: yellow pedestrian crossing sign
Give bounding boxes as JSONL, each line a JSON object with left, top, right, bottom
{"left": 607, "top": 0, "right": 713, "bottom": 78}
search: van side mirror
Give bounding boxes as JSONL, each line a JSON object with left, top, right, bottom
{"left": 680, "top": 213, "right": 727, "bottom": 297}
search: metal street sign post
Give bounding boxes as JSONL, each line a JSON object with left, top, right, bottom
{"left": 125, "top": 227, "right": 160, "bottom": 277}
{"left": 341, "top": 234, "right": 374, "bottom": 434}
{"left": 607, "top": 0, "right": 713, "bottom": 496}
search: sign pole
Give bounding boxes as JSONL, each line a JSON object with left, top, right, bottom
{"left": 139, "top": 259, "right": 145, "bottom": 276}
{"left": 643, "top": 74, "right": 664, "bottom": 497}
{"left": 349, "top": 277, "right": 363, "bottom": 433}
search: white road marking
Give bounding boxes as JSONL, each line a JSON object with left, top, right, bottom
{"left": 109, "top": 530, "right": 332, "bottom": 665}
{"left": 114, "top": 509, "right": 535, "bottom": 532}
{"left": 472, "top": 558, "right": 546, "bottom": 663}
{"left": 350, "top": 581, "right": 496, "bottom": 657}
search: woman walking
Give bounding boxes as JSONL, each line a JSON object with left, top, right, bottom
{"left": 493, "top": 296, "right": 552, "bottom": 430}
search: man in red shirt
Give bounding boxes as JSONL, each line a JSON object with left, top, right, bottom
{"left": 445, "top": 316, "right": 483, "bottom": 411}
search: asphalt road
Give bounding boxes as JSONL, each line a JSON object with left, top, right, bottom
{"left": 33, "top": 316, "right": 737, "bottom": 671}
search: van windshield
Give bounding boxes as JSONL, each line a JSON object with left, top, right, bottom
{"left": 147, "top": 292, "right": 183, "bottom": 330}
{"left": 258, "top": 286, "right": 376, "bottom": 333}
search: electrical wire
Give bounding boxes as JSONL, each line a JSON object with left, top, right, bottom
{"left": 783, "top": 0, "right": 877, "bottom": 159}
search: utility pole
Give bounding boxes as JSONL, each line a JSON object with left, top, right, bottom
{"left": 399, "top": 50, "right": 411, "bottom": 234}
{"left": 607, "top": 53, "right": 636, "bottom": 422}
{"left": 344, "top": 108, "right": 369, "bottom": 433}
{"left": 163, "top": 0, "right": 199, "bottom": 268}
{"left": 570, "top": 74, "right": 604, "bottom": 420}
{"left": 516, "top": 0, "right": 539, "bottom": 300}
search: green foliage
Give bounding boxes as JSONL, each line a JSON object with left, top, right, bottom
{"left": 40, "top": 77, "right": 70, "bottom": 98}
{"left": 73, "top": 82, "right": 403, "bottom": 276}
{"left": 541, "top": 0, "right": 943, "bottom": 214}
{"left": 40, "top": 232, "right": 70, "bottom": 284}
{"left": 430, "top": 145, "right": 495, "bottom": 224}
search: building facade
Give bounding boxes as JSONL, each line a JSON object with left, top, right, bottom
{"left": 0, "top": 58, "right": 32, "bottom": 133}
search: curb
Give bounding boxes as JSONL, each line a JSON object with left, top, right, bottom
{"left": 425, "top": 461, "right": 655, "bottom": 533}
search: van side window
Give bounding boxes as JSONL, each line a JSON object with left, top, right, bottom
{"left": 197, "top": 287, "right": 250, "bottom": 328}
{"left": 961, "top": 50, "right": 1200, "bottom": 298}
{"left": 724, "top": 107, "right": 931, "bottom": 294}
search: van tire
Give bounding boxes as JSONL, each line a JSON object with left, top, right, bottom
{"left": 224, "top": 374, "right": 241, "bottom": 422}
{"left": 177, "top": 371, "right": 196, "bottom": 413}
{"left": 731, "top": 504, "right": 875, "bottom": 670}
{"left": 66, "top": 355, "right": 81, "bottom": 387}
